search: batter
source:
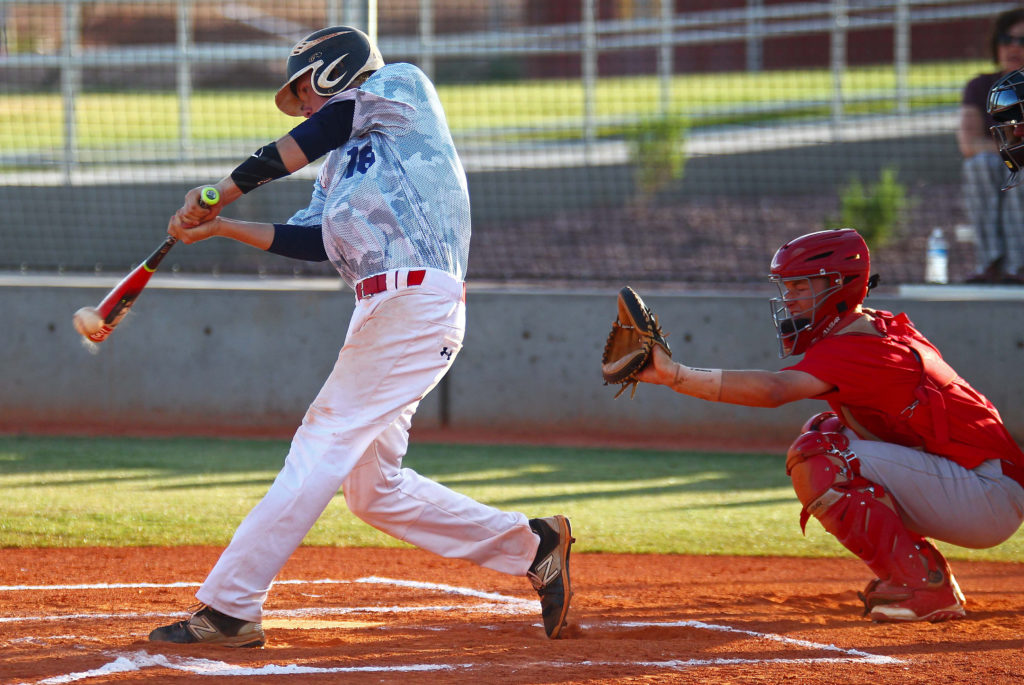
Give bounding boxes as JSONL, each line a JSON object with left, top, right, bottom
{"left": 635, "top": 228, "right": 1024, "bottom": 622}
{"left": 147, "top": 26, "right": 573, "bottom": 647}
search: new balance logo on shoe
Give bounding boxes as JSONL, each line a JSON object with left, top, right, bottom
{"left": 148, "top": 604, "right": 266, "bottom": 648}
{"left": 530, "top": 553, "right": 560, "bottom": 587}
{"left": 187, "top": 615, "right": 222, "bottom": 640}
{"left": 527, "top": 515, "right": 575, "bottom": 639}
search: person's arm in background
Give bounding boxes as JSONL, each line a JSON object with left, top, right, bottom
{"left": 959, "top": 103, "right": 999, "bottom": 158}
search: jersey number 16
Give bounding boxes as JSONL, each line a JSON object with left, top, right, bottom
{"left": 344, "top": 143, "right": 375, "bottom": 178}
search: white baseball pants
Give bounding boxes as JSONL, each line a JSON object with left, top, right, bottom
{"left": 197, "top": 270, "right": 538, "bottom": 622}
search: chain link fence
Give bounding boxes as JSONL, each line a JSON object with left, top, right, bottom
{"left": 0, "top": 0, "right": 1010, "bottom": 286}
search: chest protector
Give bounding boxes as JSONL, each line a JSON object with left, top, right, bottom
{"left": 839, "top": 315, "right": 958, "bottom": 453}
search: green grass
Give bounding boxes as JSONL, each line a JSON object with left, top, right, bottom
{"left": 0, "top": 60, "right": 987, "bottom": 154}
{"left": 2, "top": 435, "right": 1022, "bottom": 563}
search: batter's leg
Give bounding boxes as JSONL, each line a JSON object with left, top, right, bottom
{"left": 343, "top": 404, "right": 538, "bottom": 575}
{"left": 344, "top": 404, "right": 575, "bottom": 639}
{"left": 193, "top": 290, "right": 469, "bottom": 623}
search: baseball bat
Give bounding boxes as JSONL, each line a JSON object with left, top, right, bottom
{"left": 73, "top": 186, "right": 220, "bottom": 343}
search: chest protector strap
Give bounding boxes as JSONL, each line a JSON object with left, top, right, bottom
{"left": 902, "top": 338, "right": 958, "bottom": 449}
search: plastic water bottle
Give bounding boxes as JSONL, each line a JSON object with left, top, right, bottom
{"left": 925, "top": 228, "right": 948, "bottom": 284}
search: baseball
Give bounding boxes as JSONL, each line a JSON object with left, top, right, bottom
{"left": 72, "top": 306, "right": 104, "bottom": 337}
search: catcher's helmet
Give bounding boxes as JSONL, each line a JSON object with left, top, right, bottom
{"left": 768, "top": 228, "right": 873, "bottom": 358}
{"left": 988, "top": 68, "right": 1024, "bottom": 190}
{"left": 275, "top": 26, "right": 384, "bottom": 116}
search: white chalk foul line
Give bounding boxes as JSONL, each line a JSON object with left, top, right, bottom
{"left": 5, "top": 579, "right": 902, "bottom": 682}
{"left": 0, "top": 576, "right": 534, "bottom": 609}
{"left": 0, "top": 581, "right": 202, "bottom": 591}
{"left": 24, "top": 650, "right": 474, "bottom": 684}
{"left": 0, "top": 576, "right": 535, "bottom": 624}
{"left": 0, "top": 577, "right": 397, "bottom": 593}
{"left": 24, "top": 636, "right": 902, "bottom": 685}
{"left": 606, "top": 620, "right": 902, "bottom": 665}
{"left": 354, "top": 576, "right": 536, "bottom": 609}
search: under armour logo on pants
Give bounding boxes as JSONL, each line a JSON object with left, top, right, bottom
{"left": 440, "top": 347, "right": 453, "bottom": 359}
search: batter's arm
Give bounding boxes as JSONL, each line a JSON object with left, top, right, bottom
{"left": 168, "top": 216, "right": 275, "bottom": 249}
{"left": 637, "top": 346, "right": 833, "bottom": 407}
{"left": 173, "top": 100, "right": 350, "bottom": 229}
{"left": 167, "top": 217, "right": 327, "bottom": 263}
{"left": 171, "top": 136, "right": 310, "bottom": 230}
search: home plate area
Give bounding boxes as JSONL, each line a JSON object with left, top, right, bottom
{"left": 2, "top": 547, "right": 1024, "bottom": 684}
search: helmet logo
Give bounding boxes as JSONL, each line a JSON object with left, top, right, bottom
{"left": 316, "top": 54, "right": 350, "bottom": 91}
{"left": 291, "top": 30, "right": 349, "bottom": 57}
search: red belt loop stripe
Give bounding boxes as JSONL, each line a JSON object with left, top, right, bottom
{"left": 356, "top": 269, "right": 428, "bottom": 300}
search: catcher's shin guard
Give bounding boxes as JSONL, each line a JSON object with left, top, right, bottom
{"left": 786, "top": 429, "right": 960, "bottom": 613}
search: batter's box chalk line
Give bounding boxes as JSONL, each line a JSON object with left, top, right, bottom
{"left": 16, "top": 651, "right": 478, "bottom": 684}
{"left": 17, "top": 629, "right": 903, "bottom": 685}
{"left": 14, "top": 623, "right": 901, "bottom": 683}
{"left": 0, "top": 576, "right": 537, "bottom": 627}
{"left": 598, "top": 620, "right": 903, "bottom": 665}
{"left": 5, "top": 578, "right": 901, "bottom": 682}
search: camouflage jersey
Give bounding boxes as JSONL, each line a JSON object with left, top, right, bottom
{"left": 286, "top": 62, "right": 471, "bottom": 287}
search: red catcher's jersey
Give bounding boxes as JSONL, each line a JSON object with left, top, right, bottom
{"left": 786, "top": 310, "right": 1024, "bottom": 469}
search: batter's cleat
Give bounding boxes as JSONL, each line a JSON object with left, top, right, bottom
{"left": 527, "top": 515, "right": 575, "bottom": 639}
{"left": 861, "top": 575, "right": 966, "bottom": 623}
{"left": 148, "top": 604, "right": 265, "bottom": 647}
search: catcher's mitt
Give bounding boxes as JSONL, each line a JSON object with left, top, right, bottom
{"left": 601, "top": 286, "right": 671, "bottom": 398}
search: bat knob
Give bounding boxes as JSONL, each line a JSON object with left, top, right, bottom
{"left": 199, "top": 186, "right": 220, "bottom": 208}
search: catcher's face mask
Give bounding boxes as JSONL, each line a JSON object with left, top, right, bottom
{"left": 768, "top": 274, "right": 841, "bottom": 358}
{"left": 767, "top": 228, "right": 874, "bottom": 358}
{"left": 988, "top": 68, "right": 1024, "bottom": 190}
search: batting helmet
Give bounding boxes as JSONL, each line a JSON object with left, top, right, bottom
{"left": 275, "top": 26, "right": 385, "bottom": 116}
{"left": 768, "top": 228, "right": 873, "bottom": 358}
{"left": 988, "top": 68, "right": 1024, "bottom": 190}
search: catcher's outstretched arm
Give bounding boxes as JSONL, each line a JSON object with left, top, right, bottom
{"left": 637, "top": 347, "right": 831, "bottom": 407}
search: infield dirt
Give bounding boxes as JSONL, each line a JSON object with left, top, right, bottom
{"left": 2, "top": 546, "right": 1023, "bottom": 683}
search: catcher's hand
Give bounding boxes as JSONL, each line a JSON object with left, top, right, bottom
{"left": 601, "top": 286, "right": 671, "bottom": 398}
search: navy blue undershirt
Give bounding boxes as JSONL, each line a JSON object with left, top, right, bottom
{"left": 266, "top": 99, "right": 358, "bottom": 261}
{"left": 269, "top": 223, "right": 328, "bottom": 262}
{"left": 288, "top": 99, "right": 356, "bottom": 162}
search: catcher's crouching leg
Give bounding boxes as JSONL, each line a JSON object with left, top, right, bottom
{"left": 786, "top": 428, "right": 966, "bottom": 623}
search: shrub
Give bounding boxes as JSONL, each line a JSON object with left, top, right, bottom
{"left": 626, "top": 114, "right": 689, "bottom": 208}
{"left": 826, "top": 166, "right": 909, "bottom": 250}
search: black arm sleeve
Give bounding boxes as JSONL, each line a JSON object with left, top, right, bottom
{"left": 288, "top": 99, "right": 356, "bottom": 161}
{"left": 267, "top": 224, "right": 329, "bottom": 262}
{"left": 230, "top": 142, "right": 290, "bottom": 194}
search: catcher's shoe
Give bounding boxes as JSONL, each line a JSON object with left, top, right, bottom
{"left": 527, "top": 515, "right": 575, "bottom": 639}
{"left": 148, "top": 604, "right": 265, "bottom": 647}
{"left": 860, "top": 575, "right": 966, "bottom": 623}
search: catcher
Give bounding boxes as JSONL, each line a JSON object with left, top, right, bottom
{"left": 603, "top": 228, "right": 1024, "bottom": 622}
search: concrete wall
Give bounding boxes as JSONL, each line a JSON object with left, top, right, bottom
{"left": 3, "top": 279, "right": 1022, "bottom": 448}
